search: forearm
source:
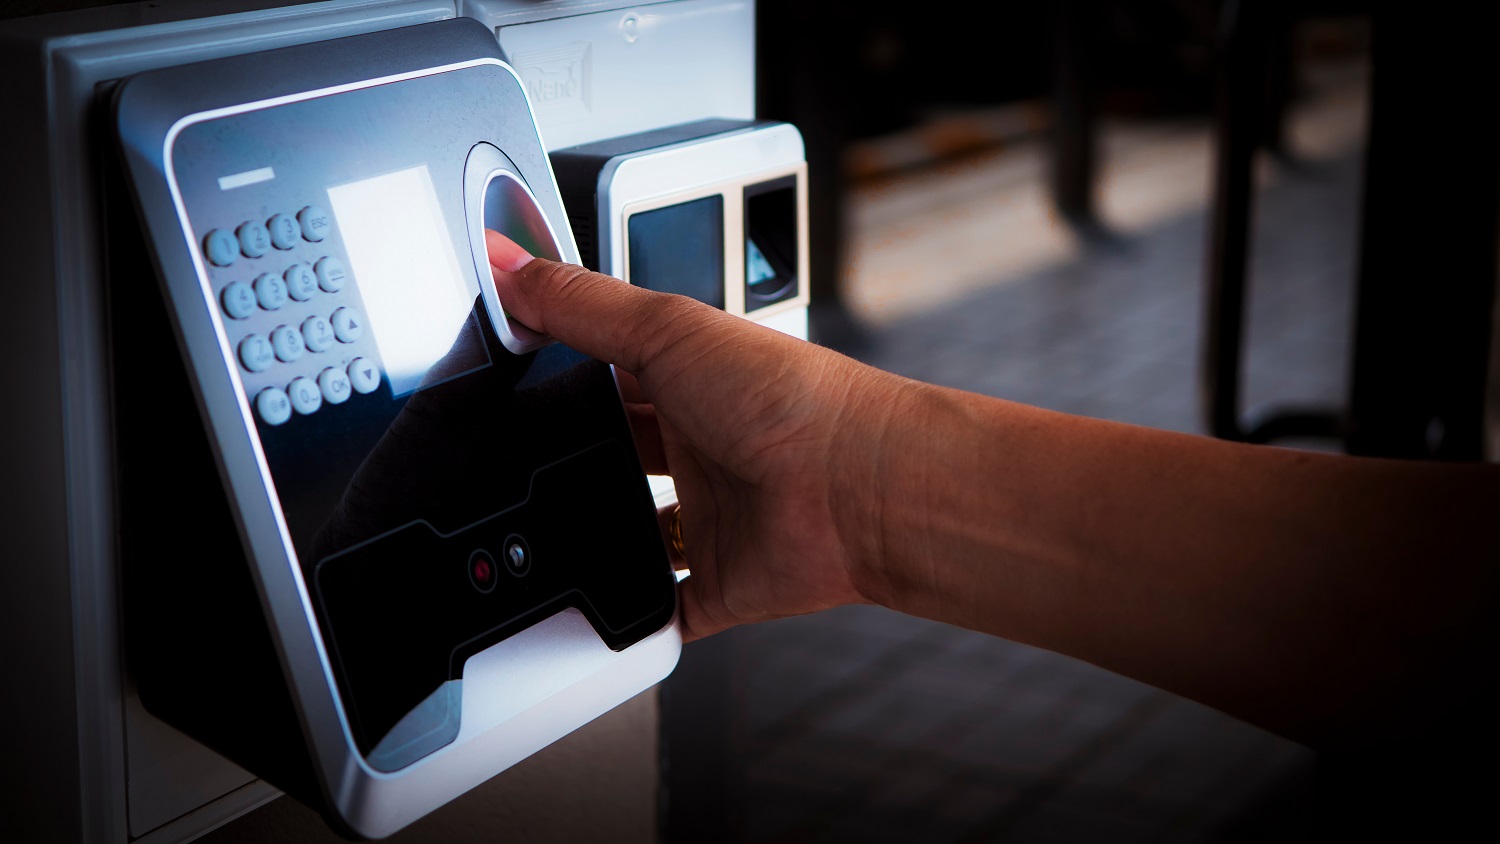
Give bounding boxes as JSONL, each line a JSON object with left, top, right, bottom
{"left": 483, "top": 236, "right": 1498, "bottom": 742}
{"left": 843, "top": 379, "right": 1500, "bottom": 744}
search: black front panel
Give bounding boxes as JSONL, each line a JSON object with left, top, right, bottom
{"left": 166, "top": 63, "right": 674, "bottom": 762}
{"left": 315, "top": 438, "right": 667, "bottom": 753}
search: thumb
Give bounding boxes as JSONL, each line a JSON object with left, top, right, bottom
{"left": 485, "top": 229, "right": 717, "bottom": 375}
{"left": 674, "top": 574, "right": 737, "bottom": 643}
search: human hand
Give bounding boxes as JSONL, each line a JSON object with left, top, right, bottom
{"left": 485, "top": 230, "right": 910, "bottom": 640}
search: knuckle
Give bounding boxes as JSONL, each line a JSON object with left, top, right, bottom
{"left": 532, "top": 260, "right": 596, "bottom": 305}
{"left": 522, "top": 260, "right": 604, "bottom": 334}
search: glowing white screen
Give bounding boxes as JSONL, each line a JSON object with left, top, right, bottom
{"left": 327, "top": 165, "right": 479, "bottom": 396}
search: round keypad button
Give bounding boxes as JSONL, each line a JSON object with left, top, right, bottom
{"left": 253, "top": 273, "right": 287, "bottom": 310}
{"left": 347, "top": 358, "right": 380, "bottom": 394}
{"left": 331, "top": 307, "right": 364, "bottom": 344}
{"left": 270, "top": 325, "right": 305, "bottom": 362}
{"left": 284, "top": 263, "right": 317, "bottom": 302}
{"left": 318, "top": 366, "right": 352, "bottom": 405}
{"left": 204, "top": 229, "right": 238, "bottom": 267}
{"left": 301, "top": 315, "right": 335, "bottom": 353}
{"left": 288, "top": 377, "right": 322, "bottom": 415}
{"left": 220, "top": 282, "right": 256, "bottom": 320}
{"left": 236, "top": 220, "right": 270, "bottom": 259}
{"left": 237, "top": 334, "right": 274, "bottom": 373}
{"left": 268, "top": 213, "right": 300, "bottom": 250}
{"left": 314, "top": 256, "right": 347, "bottom": 292}
{"left": 299, "top": 206, "right": 331, "bottom": 242}
{"left": 255, "top": 387, "right": 292, "bottom": 426}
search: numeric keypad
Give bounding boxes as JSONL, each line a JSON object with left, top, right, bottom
{"left": 201, "top": 203, "right": 387, "bottom": 425}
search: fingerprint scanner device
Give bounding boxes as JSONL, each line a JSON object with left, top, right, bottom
{"left": 112, "top": 18, "right": 679, "bottom": 839}
{"left": 551, "top": 119, "right": 808, "bottom": 325}
{"left": 551, "top": 119, "right": 809, "bottom": 506}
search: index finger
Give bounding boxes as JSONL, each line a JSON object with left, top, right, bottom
{"left": 485, "top": 228, "right": 725, "bottom": 376}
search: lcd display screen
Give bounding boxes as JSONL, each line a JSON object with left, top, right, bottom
{"left": 328, "top": 165, "right": 485, "bottom": 396}
{"left": 627, "top": 195, "right": 725, "bottom": 309}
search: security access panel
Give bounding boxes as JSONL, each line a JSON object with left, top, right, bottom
{"left": 112, "top": 17, "right": 679, "bottom": 838}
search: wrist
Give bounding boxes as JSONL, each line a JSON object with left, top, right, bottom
{"left": 833, "top": 376, "right": 1026, "bottom": 631}
{"left": 826, "top": 368, "right": 937, "bottom": 610}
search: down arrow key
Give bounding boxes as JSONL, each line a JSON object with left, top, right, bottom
{"left": 347, "top": 357, "right": 380, "bottom": 394}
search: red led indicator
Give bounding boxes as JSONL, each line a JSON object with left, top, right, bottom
{"left": 469, "top": 549, "right": 497, "bottom": 593}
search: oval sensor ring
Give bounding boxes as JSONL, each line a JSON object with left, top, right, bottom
{"left": 464, "top": 143, "right": 565, "bottom": 355}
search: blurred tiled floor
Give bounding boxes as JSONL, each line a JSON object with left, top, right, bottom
{"left": 702, "top": 82, "right": 1367, "bottom": 844}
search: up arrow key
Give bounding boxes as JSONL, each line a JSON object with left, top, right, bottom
{"left": 331, "top": 307, "right": 365, "bottom": 343}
